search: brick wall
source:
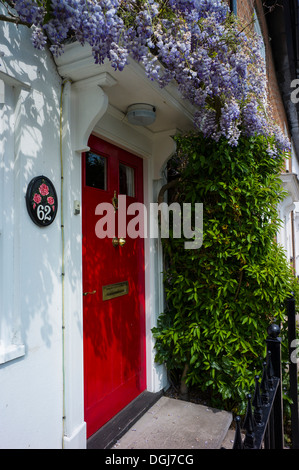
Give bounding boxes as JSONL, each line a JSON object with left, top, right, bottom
{"left": 238, "top": 0, "right": 289, "bottom": 138}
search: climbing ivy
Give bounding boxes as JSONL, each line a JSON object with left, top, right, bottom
{"left": 152, "top": 132, "right": 297, "bottom": 413}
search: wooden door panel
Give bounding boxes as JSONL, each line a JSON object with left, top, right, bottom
{"left": 82, "top": 136, "right": 146, "bottom": 438}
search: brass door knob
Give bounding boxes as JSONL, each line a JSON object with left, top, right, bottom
{"left": 118, "top": 238, "right": 126, "bottom": 247}
{"left": 112, "top": 237, "right": 126, "bottom": 247}
{"left": 112, "top": 237, "right": 119, "bottom": 247}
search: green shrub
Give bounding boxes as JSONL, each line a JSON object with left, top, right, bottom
{"left": 152, "top": 132, "right": 297, "bottom": 414}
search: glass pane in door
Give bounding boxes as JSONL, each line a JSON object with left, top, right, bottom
{"left": 119, "top": 163, "right": 135, "bottom": 197}
{"left": 86, "top": 152, "right": 107, "bottom": 190}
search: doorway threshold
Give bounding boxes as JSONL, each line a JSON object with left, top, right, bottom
{"left": 87, "top": 390, "right": 163, "bottom": 449}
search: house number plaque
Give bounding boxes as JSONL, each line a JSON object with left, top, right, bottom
{"left": 102, "top": 281, "right": 129, "bottom": 301}
{"left": 26, "top": 176, "right": 58, "bottom": 227}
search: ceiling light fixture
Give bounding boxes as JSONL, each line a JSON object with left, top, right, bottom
{"left": 126, "top": 103, "right": 156, "bottom": 126}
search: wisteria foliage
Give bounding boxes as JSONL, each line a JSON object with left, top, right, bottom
{"left": 0, "top": 0, "right": 290, "bottom": 152}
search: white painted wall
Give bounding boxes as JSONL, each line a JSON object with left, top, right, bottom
{"left": 278, "top": 173, "right": 299, "bottom": 277}
{"left": 0, "top": 15, "right": 64, "bottom": 448}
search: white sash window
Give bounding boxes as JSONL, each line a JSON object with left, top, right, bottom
{"left": 0, "top": 74, "right": 29, "bottom": 364}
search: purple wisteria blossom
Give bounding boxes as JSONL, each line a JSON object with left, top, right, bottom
{"left": 1, "top": 0, "right": 291, "bottom": 153}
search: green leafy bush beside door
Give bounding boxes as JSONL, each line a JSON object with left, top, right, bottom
{"left": 152, "top": 132, "right": 297, "bottom": 413}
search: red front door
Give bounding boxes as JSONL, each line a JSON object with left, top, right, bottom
{"left": 82, "top": 135, "right": 146, "bottom": 438}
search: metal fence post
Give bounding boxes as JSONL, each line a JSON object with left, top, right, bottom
{"left": 286, "top": 295, "right": 299, "bottom": 449}
{"left": 266, "top": 323, "right": 284, "bottom": 449}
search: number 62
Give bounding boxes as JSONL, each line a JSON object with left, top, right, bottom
{"left": 37, "top": 205, "right": 52, "bottom": 222}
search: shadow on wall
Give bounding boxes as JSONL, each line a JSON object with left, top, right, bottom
{"left": 0, "top": 16, "right": 76, "bottom": 356}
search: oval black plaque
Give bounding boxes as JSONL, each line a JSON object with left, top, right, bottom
{"left": 26, "top": 176, "right": 58, "bottom": 227}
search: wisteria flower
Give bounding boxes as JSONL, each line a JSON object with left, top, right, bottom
{"left": 7, "top": 0, "right": 291, "bottom": 152}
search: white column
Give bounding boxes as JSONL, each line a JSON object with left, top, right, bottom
{"left": 61, "top": 79, "right": 109, "bottom": 449}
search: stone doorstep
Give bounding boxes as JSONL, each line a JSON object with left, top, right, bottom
{"left": 111, "top": 396, "right": 233, "bottom": 450}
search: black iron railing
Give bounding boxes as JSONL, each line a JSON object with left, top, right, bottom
{"left": 233, "top": 303, "right": 299, "bottom": 449}
{"left": 233, "top": 323, "right": 284, "bottom": 449}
